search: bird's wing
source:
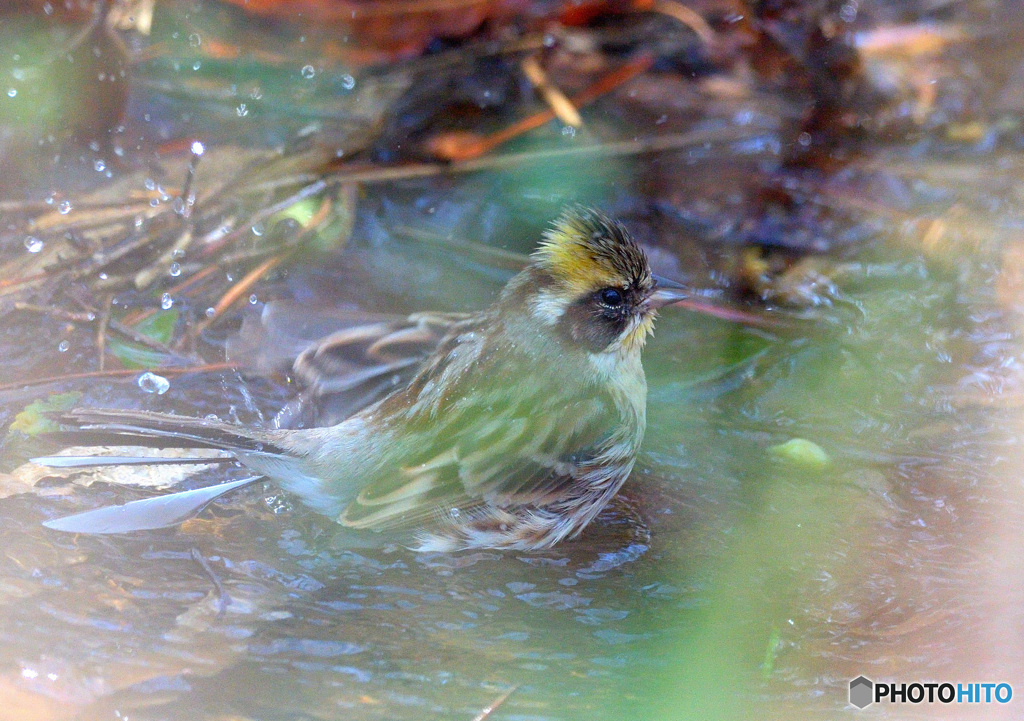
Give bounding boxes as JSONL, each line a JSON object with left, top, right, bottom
{"left": 337, "top": 387, "right": 618, "bottom": 532}
{"left": 278, "top": 311, "right": 473, "bottom": 428}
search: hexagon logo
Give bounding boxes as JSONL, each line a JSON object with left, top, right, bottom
{"left": 850, "top": 676, "right": 874, "bottom": 709}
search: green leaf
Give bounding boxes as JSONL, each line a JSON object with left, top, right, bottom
{"left": 108, "top": 309, "right": 178, "bottom": 369}
{"left": 760, "top": 626, "right": 782, "bottom": 679}
{"left": 768, "top": 438, "right": 832, "bottom": 470}
{"left": 135, "top": 310, "right": 178, "bottom": 344}
{"left": 10, "top": 392, "right": 82, "bottom": 436}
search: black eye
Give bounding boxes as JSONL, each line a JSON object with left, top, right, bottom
{"left": 599, "top": 288, "right": 623, "bottom": 307}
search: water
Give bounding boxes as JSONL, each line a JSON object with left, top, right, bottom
{"left": 1, "top": 4, "right": 1023, "bottom": 720}
{"left": 137, "top": 372, "right": 171, "bottom": 395}
{"left": 0, "top": 178, "right": 1018, "bottom": 718}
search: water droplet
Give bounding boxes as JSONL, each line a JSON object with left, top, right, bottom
{"left": 188, "top": 33, "right": 201, "bottom": 47}
{"left": 137, "top": 372, "right": 170, "bottom": 395}
{"left": 797, "top": 131, "right": 812, "bottom": 147}
{"left": 561, "top": 125, "right": 577, "bottom": 138}
{"left": 264, "top": 493, "right": 293, "bottom": 514}
{"left": 236, "top": 103, "right": 248, "bottom": 117}
{"left": 94, "top": 159, "right": 105, "bottom": 172}
{"left": 251, "top": 222, "right": 265, "bottom": 237}
{"left": 250, "top": 87, "right": 263, "bottom": 100}
{"left": 11, "top": 68, "right": 25, "bottom": 81}
{"left": 57, "top": 200, "right": 72, "bottom": 214}
{"left": 57, "top": 340, "right": 69, "bottom": 353}
{"left": 24, "top": 236, "right": 43, "bottom": 253}
{"left": 301, "top": 64, "right": 316, "bottom": 79}
{"left": 205, "top": 307, "right": 216, "bottom": 318}
{"left": 6, "top": 88, "right": 16, "bottom": 98}
{"left": 168, "top": 262, "right": 182, "bottom": 277}
{"left": 192, "top": 61, "right": 201, "bottom": 71}
{"left": 144, "top": 178, "right": 155, "bottom": 191}
{"left": 171, "top": 248, "right": 186, "bottom": 260}
{"left": 340, "top": 73, "right": 355, "bottom": 90}
{"left": 161, "top": 293, "right": 174, "bottom": 310}
{"left": 249, "top": 294, "right": 258, "bottom": 304}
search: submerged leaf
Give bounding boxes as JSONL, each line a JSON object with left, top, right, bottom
{"left": 9, "top": 392, "right": 82, "bottom": 436}
{"left": 108, "top": 310, "right": 179, "bottom": 369}
{"left": 768, "top": 438, "right": 832, "bottom": 470}
{"left": 760, "top": 626, "right": 782, "bottom": 679}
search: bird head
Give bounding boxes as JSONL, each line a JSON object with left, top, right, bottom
{"left": 507, "top": 207, "right": 686, "bottom": 356}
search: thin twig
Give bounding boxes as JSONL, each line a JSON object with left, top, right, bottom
{"left": 179, "top": 141, "right": 206, "bottom": 220}
{"left": 391, "top": 225, "right": 529, "bottom": 271}
{"left": 199, "top": 179, "right": 328, "bottom": 257}
{"left": 471, "top": 685, "right": 519, "bottom": 721}
{"left": 522, "top": 55, "right": 582, "bottom": 128}
{"left": 13, "top": 302, "right": 96, "bottom": 323}
{"left": 29, "top": 205, "right": 158, "bottom": 236}
{"left": 318, "top": 124, "right": 771, "bottom": 189}
{"left": 122, "top": 264, "right": 221, "bottom": 326}
{"left": 0, "top": 361, "right": 238, "bottom": 393}
{"left": 193, "top": 253, "right": 287, "bottom": 332}
{"left": 70, "top": 218, "right": 176, "bottom": 280}
{"left": 347, "top": 0, "right": 495, "bottom": 17}
{"left": 427, "top": 54, "right": 654, "bottom": 161}
{"left": 191, "top": 547, "right": 229, "bottom": 618}
{"left": 667, "top": 299, "right": 789, "bottom": 329}
{"left": 193, "top": 195, "right": 333, "bottom": 333}
{"left": 0, "top": 195, "right": 166, "bottom": 214}
{"left": 107, "top": 317, "right": 179, "bottom": 355}
{"left": 133, "top": 228, "right": 192, "bottom": 289}
{"left": 652, "top": 0, "right": 716, "bottom": 47}
{"left": 96, "top": 293, "right": 113, "bottom": 371}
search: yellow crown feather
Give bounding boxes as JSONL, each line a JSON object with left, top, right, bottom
{"left": 533, "top": 207, "right": 650, "bottom": 295}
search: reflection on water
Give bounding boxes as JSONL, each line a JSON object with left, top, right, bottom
{"left": 2, "top": 3, "right": 1024, "bottom": 720}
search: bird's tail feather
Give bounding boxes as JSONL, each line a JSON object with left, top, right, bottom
{"left": 55, "top": 408, "right": 290, "bottom": 454}
{"left": 31, "top": 454, "right": 235, "bottom": 468}
{"left": 36, "top": 408, "right": 340, "bottom": 533}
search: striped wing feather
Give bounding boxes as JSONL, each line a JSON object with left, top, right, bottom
{"left": 338, "top": 391, "right": 614, "bottom": 532}
{"left": 281, "top": 311, "right": 472, "bottom": 428}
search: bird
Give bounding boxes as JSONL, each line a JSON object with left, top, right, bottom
{"left": 34, "top": 207, "right": 688, "bottom": 552}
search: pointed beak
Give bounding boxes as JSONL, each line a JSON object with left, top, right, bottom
{"left": 649, "top": 274, "right": 688, "bottom": 309}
